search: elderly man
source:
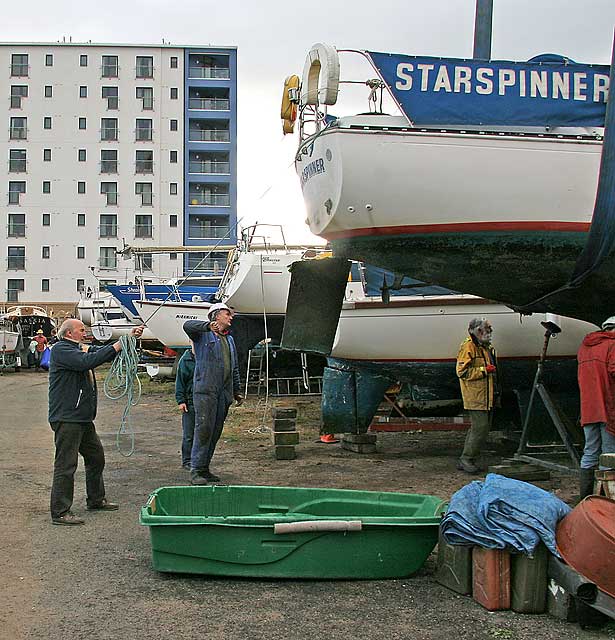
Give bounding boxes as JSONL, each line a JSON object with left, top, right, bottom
{"left": 48, "top": 318, "right": 143, "bottom": 525}
{"left": 183, "top": 303, "right": 243, "bottom": 485}
{"left": 577, "top": 316, "right": 615, "bottom": 501}
{"left": 455, "top": 317, "right": 498, "bottom": 474}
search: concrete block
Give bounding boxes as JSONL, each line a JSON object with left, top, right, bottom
{"left": 546, "top": 579, "right": 577, "bottom": 622}
{"left": 273, "top": 431, "right": 300, "bottom": 446}
{"left": 341, "top": 441, "right": 377, "bottom": 454}
{"left": 599, "top": 453, "right": 615, "bottom": 468}
{"left": 274, "top": 445, "right": 297, "bottom": 460}
{"left": 342, "top": 433, "right": 377, "bottom": 445}
{"left": 272, "top": 407, "right": 297, "bottom": 419}
{"left": 273, "top": 418, "right": 296, "bottom": 432}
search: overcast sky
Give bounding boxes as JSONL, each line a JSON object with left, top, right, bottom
{"left": 3, "top": 0, "right": 615, "bottom": 243}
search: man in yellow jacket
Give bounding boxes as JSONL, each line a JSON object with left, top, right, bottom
{"left": 456, "top": 318, "right": 498, "bottom": 474}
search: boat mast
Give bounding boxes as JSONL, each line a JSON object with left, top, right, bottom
{"left": 473, "top": 0, "right": 493, "bottom": 60}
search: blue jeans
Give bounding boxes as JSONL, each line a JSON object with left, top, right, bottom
{"left": 581, "top": 422, "right": 615, "bottom": 469}
{"left": 181, "top": 408, "right": 195, "bottom": 467}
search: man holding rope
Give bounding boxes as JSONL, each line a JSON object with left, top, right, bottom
{"left": 48, "top": 319, "right": 143, "bottom": 525}
{"left": 184, "top": 303, "right": 243, "bottom": 485}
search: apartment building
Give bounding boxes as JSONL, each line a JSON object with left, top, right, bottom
{"left": 0, "top": 42, "right": 237, "bottom": 305}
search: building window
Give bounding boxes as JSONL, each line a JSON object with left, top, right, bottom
{"left": 43, "top": 181, "right": 51, "bottom": 194}
{"left": 8, "top": 181, "right": 26, "bottom": 204}
{"left": 77, "top": 246, "right": 85, "bottom": 259}
{"left": 170, "top": 252, "right": 177, "bottom": 260}
{"left": 10, "top": 85, "right": 28, "bottom": 109}
{"left": 100, "top": 149, "right": 118, "bottom": 174}
{"left": 7, "top": 246, "right": 25, "bottom": 270}
{"left": 10, "top": 117, "right": 27, "bottom": 140}
{"left": 135, "top": 118, "right": 153, "bottom": 141}
{"left": 135, "top": 56, "right": 153, "bottom": 78}
{"left": 99, "top": 247, "right": 117, "bottom": 269}
{"left": 135, "top": 150, "right": 153, "bottom": 174}
{"left": 99, "top": 214, "right": 118, "bottom": 238}
{"left": 9, "top": 149, "right": 26, "bottom": 172}
{"left": 42, "top": 246, "right": 50, "bottom": 259}
{"left": 77, "top": 213, "right": 86, "bottom": 226}
{"left": 78, "top": 181, "right": 86, "bottom": 194}
{"left": 8, "top": 213, "right": 25, "bottom": 237}
{"left": 79, "top": 86, "right": 88, "bottom": 98}
{"left": 99, "top": 279, "right": 117, "bottom": 292}
{"left": 135, "top": 214, "right": 153, "bottom": 238}
{"left": 78, "top": 117, "right": 87, "bottom": 130}
{"left": 170, "top": 182, "right": 178, "bottom": 195}
{"left": 170, "top": 150, "right": 178, "bottom": 163}
{"left": 78, "top": 149, "right": 87, "bottom": 162}
{"left": 101, "top": 118, "right": 118, "bottom": 141}
{"left": 170, "top": 119, "right": 178, "bottom": 131}
{"left": 43, "top": 116, "right": 52, "bottom": 129}
{"left": 170, "top": 87, "right": 178, "bottom": 100}
{"left": 101, "top": 55, "right": 119, "bottom": 78}
{"left": 45, "top": 54, "right": 53, "bottom": 67}
{"left": 44, "top": 85, "right": 53, "bottom": 98}
{"left": 76, "top": 278, "right": 85, "bottom": 292}
{"left": 41, "top": 278, "right": 50, "bottom": 292}
{"left": 169, "top": 214, "right": 178, "bottom": 227}
{"left": 135, "top": 182, "right": 153, "bottom": 206}
{"left": 170, "top": 56, "right": 178, "bottom": 69}
{"left": 11, "top": 54, "right": 28, "bottom": 77}
{"left": 80, "top": 54, "right": 88, "bottom": 67}
{"left": 42, "top": 213, "right": 51, "bottom": 226}
{"left": 102, "top": 86, "right": 119, "bottom": 109}
{"left": 138, "top": 253, "right": 153, "bottom": 271}
{"left": 136, "top": 87, "right": 153, "bottom": 110}
{"left": 7, "top": 278, "right": 24, "bottom": 302}
{"left": 43, "top": 148, "right": 51, "bottom": 162}
{"left": 101, "top": 182, "right": 118, "bottom": 205}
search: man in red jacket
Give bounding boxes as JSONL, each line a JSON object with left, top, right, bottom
{"left": 577, "top": 316, "right": 615, "bottom": 500}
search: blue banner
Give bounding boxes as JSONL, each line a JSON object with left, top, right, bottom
{"left": 367, "top": 51, "right": 610, "bottom": 127}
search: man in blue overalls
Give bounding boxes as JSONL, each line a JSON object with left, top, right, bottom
{"left": 183, "top": 303, "right": 243, "bottom": 485}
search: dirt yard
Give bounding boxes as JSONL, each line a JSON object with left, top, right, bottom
{"left": 0, "top": 368, "right": 612, "bottom": 640}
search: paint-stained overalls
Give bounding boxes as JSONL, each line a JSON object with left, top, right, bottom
{"left": 183, "top": 320, "right": 240, "bottom": 474}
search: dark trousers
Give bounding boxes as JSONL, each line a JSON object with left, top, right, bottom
{"left": 191, "top": 392, "right": 231, "bottom": 473}
{"left": 181, "top": 408, "right": 196, "bottom": 466}
{"left": 50, "top": 421, "right": 106, "bottom": 518}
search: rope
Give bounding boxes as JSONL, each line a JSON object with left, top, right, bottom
{"left": 103, "top": 335, "right": 141, "bottom": 457}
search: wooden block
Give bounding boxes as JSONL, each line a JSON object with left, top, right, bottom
{"left": 272, "top": 408, "right": 297, "bottom": 419}
{"left": 273, "top": 431, "right": 300, "bottom": 446}
{"left": 342, "top": 433, "right": 377, "bottom": 445}
{"left": 487, "top": 464, "right": 551, "bottom": 481}
{"left": 341, "top": 442, "right": 377, "bottom": 454}
{"left": 274, "top": 445, "right": 297, "bottom": 460}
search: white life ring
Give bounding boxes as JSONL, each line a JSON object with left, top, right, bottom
{"left": 301, "top": 43, "right": 340, "bottom": 106}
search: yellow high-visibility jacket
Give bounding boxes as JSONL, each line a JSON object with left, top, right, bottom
{"left": 456, "top": 336, "right": 498, "bottom": 410}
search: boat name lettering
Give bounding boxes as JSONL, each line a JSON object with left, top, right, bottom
{"left": 367, "top": 52, "right": 610, "bottom": 127}
{"left": 300, "top": 158, "right": 325, "bottom": 187}
{"left": 176, "top": 315, "right": 199, "bottom": 319}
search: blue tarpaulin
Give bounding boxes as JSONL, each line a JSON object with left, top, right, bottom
{"left": 441, "top": 473, "right": 571, "bottom": 556}
{"left": 366, "top": 51, "right": 609, "bottom": 127}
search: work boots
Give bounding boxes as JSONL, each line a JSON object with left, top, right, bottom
{"left": 579, "top": 467, "right": 597, "bottom": 502}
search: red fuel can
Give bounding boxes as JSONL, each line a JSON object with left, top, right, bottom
{"left": 472, "top": 546, "right": 511, "bottom": 611}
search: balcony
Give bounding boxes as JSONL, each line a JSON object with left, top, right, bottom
{"left": 139, "top": 192, "right": 153, "bottom": 206}
{"left": 100, "top": 128, "right": 118, "bottom": 141}
{"left": 188, "top": 129, "right": 230, "bottom": 142}
{"left": 101, "top": 161, "right": 118, "bottom": 174}
{"left": 7, "top": 257, "right": 25, "bottom": 270}
{"left": 7, "top": 223, "right": 26, "bottom": 237}
{"left": 188, "top": 66, "right": 230, "bottom": 79}
{"left": 106, "top": 97, "right": 119, "bottom": 110}
{"left": 189, "top": 160, "right": 230, "bottom": 174}
{"left": 188, "top": 97, "right": 230, "bottom": 111}
{"left": 186, "top": 255, "right": 227, "bottom": 274}
{"left": 101, "top": 64, "right": 119, "bottom": 78}
{"left": 10, "top": 64, "right": 28, "bottom": 77}
{"left": 135, "top": 161, "right": 153, "bottom": 174}
{"left": 99, "top": 258, "right": 117, "bottom": 270}
{"left": 10, "top": 96, "right": 22, "bottom": 109}
{"left": 188, "top": 225, "right": 230, "bottom": 239}
{"left": 134, "top": 224, "right": 153, "bottom": 238}
{"left": 8, "top": 192, "right": 22, "bottom": 205}
{"left": 99, "top": 225, "right": 118, "bottom": 239}
{"left": 135, "top": 128, "right": 153, "bottom": 141}
{"left": 188, "top": 193, "right": 230, "bottom": 206}
{"left": 104, "top": 192, "right": 118, "bottom": 205}
{"left": 9, "top": 127, "right": 27, "bottom": 140}
{"left": 9, "top": 160, "right": 26, "bottom": 173}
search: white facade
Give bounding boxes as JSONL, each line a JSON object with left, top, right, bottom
{"left": 0, "top": 43, "right": 187, "bottom": 305}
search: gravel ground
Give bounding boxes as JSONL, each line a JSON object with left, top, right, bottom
{"left": 1, "top": 369, "right": 612, "bottom": 640}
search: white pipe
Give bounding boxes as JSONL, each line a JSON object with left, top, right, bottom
{"left": 274, "top": 520, "right": 362, "bottom": 534}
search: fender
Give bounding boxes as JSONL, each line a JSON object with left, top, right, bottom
{"left": 301, "top": 42, "right": 340, "bottom": 106}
